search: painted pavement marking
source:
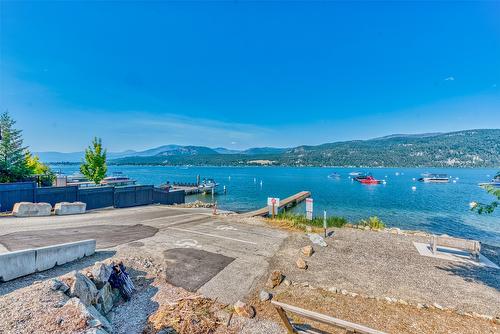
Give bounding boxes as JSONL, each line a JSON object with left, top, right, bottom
{"left": 167, "top": 227, "right": 257, "bottom": 245}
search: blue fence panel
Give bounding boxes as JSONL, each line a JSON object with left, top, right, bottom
{"left": 78, "top": 187, "right": 114, "bottom": 210}
{"left": 35, "top": 186, "right": 78, "bottom": 206}
{"left": 0, "top": 182, "right": 36, "bottom": 212}
{"left": 153, "top": 188, "right": 185, "bottom": 205}
{"left": 114, "top": 185, "right": 153, "bottom": 208}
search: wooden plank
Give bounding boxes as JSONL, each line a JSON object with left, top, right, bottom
{"left": 271, "top": 301, "right": 387, "bottom": 334}
{"left": 274, "top": 305, "right": 296, "bottom": 333}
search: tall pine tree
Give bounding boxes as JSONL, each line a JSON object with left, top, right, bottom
{"left": 0, "top": 111, "right": 30, "bottom": 182}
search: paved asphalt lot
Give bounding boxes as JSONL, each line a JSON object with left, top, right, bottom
{"left": 0, "top": 205, "right": 289, "bottom": 303}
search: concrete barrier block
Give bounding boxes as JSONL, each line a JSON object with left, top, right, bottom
{"left": 0, "top": 249, "right": 36, "bottom": 282}
{"left": 35, "top": 239, "right": 96, "bottom": 272}
{"left": 54, "top": 202, "right": 87, "bottom": 215}
{"left": 13, "top": 202, "right": 52, "bottom": 217}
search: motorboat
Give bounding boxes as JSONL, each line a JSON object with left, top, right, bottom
{"left": 198, "top": 178, "right": 219, "bottom": 194}
{"left": 101, "top": 172, "right": 137, "bottom": 187}
{"left": 354, "top": 174, "right": 382, "bottom": 184}
{"left": 349, "top": 171, "right": 363, "bottom": 176}
{"left": 328, "top": 172, "right": 341, "bottom": 179}
{"left": 478, "top": 174, "right": 500, "bottom": 188}
{"left": 418, "top": 173, "right": 449, "bottom": 183}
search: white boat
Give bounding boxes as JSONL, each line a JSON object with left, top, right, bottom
{"left": 478, "top": 175, "right": 500, "bottom": 188}
{"left": 101, "top": 172, "right": 137, "bottom": 187}
{"left": 198, "top": 178, "right": 219, "bottom": 194}
{"left": 349, "top": 171, "right": 363, "bottom": 176}
{"left": 418, "top": 173, "right": 449, "bottom": 183}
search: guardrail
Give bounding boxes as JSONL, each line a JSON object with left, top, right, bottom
{"left": 0, "top": 239, "right": 96, "bottom": 282}
{"left": 271, "top": 300, "right": 387, "bottom": 334}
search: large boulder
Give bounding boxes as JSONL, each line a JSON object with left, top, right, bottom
{"left": 13, "top": 202, "right": 51, "bottom": 217}
{"left": 96, "top": 283, "right": 114, "bottom": 315}
{"left": 63, "top": 271, "right": 98, "bottom": 305}
{"left": 90, "top": 262, "right": 112, "bottom": 289}
{"left": 65, "top": 297, "right": 112, "bottom": 333}
{"left": 54, "top": 202, "right": 86, "bottom": 215}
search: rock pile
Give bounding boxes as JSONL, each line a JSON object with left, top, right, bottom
{"left": 176, "top": 200, "right": 214, "bottom": 208}
{"left": 51, "top": 261, "right": 129, "bottom": 334}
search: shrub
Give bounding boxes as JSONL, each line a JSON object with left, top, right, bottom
{"left": 358, "top": 216, "right": 385, "bottom": 229}
{"left": 274, "top": 212, "right": 348, "bottom": 228}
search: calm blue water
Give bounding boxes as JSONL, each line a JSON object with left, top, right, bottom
{"left": 51, "top": 165, "right": 500, "bottom": 246}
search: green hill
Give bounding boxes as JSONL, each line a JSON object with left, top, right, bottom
{"left": 111, "top": 129, "right": 500, "bottom": 167}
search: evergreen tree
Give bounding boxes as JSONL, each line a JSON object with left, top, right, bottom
{"left": 0, "top": 111, "right": 30, "bottom": 182}
{"left": 80, "top": 137, "right": 107, "bottom": 184}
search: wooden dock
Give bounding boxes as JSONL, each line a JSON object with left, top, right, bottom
{"left": 243, "top": 191, "right": 311, "bottom": 217}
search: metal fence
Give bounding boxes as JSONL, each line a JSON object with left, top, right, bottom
{"left": 0, "top": 182, "right": 185, "bottom": 212}
{"left": 0, "top": 182, "right": 36, "bottom": 213}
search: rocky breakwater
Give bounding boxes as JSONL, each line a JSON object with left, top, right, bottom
{"left": 50, "top": 261, "right": 128, "bottom": 334}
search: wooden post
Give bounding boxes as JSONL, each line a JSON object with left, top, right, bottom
{"left": 323, "top": 210, "right": 327, "bottom": 237}
{"left": 274, "top": 306, "right": 296, "bottom": 333}
{"left": 431, "top": 235, "right": 437, "bottom": 255}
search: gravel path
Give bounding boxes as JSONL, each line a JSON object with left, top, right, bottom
{"left": 269, "top": 228, "right": 500, "bottom": 316}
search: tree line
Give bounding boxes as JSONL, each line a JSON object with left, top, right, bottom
{"left": 0, "top": 112, "right": 107, "bottom": 185}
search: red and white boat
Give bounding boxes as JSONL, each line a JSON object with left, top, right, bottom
{"left": 355, "top": 174, "right": 382, "bottom": 184}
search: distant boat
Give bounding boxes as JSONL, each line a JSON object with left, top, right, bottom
{"left": 354, "top": 174, "right": 382, "bottom": 184}
{"left": 101, "top": 172, "right": 137, "bottom": 187}
{"left": 349, "top": 171, "right": 363, "bottom": 176}
{"left": 198, "top": 178, "right": 219, "bottom": 194}
{"left": 418, "top": 173, "right": 449, "bottom": 183}
{"left": 328, "top": 172, "right": 341, "bottom": 179}
{"left": 478, "top": 175, "right": 500, "bottom": 188}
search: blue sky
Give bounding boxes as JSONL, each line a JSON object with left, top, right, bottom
{"left": 1, "top": 1, "right": 499, "bottom": 152}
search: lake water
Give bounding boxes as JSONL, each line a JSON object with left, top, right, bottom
{"left": 51, "top": 165, "right": 500, "bottom": 246}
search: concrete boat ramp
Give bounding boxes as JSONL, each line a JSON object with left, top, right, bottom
{"left": 0, "top": 205, "right": 288, "bottom": 303}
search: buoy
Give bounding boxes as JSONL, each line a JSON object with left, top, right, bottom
{"left": 412, "top": 186, "right": 417, "bottom": 191}
{"left": 453, "top": 180, "right": 457, "bottom": 183}
{"left": 412, "top": 177, "right": 416, "bottom": 181}
{"left": 228, "top": 176, "right": 231, "bottom": 180}
{"left": 260, "top": 180, "right": 263, "bottom": 186}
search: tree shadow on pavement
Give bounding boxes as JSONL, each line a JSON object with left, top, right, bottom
{"left": 0, "top": 250, "right": 116, "bottom": 296}
{"left": 436, "top": 243, "right": 500, "bottom": 292}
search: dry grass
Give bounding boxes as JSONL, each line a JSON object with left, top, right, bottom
{"left": 252, "top": 286, "right": 499, "bottom": 334}
{"left": 144, "top": 296, "right": 225, "bottom": 334}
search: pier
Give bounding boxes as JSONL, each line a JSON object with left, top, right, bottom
{"left": 243, "top": 191, "right": 311, "bottom": 217}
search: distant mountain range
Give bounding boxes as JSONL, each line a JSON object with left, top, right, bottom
{"left": 37, "top": 129, "right": 500, "bottom": 167}
{"left": 36, "top": 145, "right": 288, "bottom": 162}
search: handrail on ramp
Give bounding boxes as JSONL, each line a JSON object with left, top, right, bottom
{"left": 271, "top": 300, "right": 387, "bottom": 334}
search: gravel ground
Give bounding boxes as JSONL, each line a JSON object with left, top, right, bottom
{"left": 268, "top": 227, "right": 500, "bottom": 316}
{"left": 253, "top": 286, "right": 499, "bottom": 334}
